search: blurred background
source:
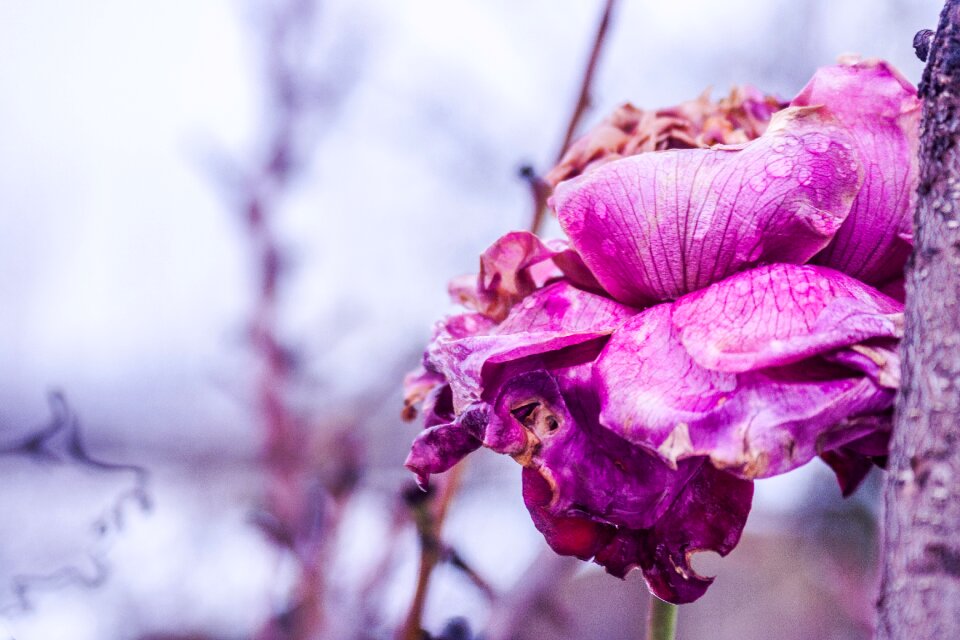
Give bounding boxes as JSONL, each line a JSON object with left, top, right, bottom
{"left": 0, "top": 1, "right": 941, "bottom": 638}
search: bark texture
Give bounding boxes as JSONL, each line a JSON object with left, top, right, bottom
{"left": 878, "top": 2, "right": 960, "bottom": 637}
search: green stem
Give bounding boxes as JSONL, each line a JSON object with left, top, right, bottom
{"left": 646, "top": 597, "right": 678, "bottom": 640}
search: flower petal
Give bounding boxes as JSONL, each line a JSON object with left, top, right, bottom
{"left": 510, "top": 369, "right": 754, "bottom": 604}
{"left": 405, "top": 404, "right": 486, "bottom": 487}
{"left": 595, "top": 266, "right": 900, "bottom": 478}
{"left": 671, "top": 264, "right": 903, "bottom": 372}
{"left": 449, "top": 231, "right": 602, "bottom": 321}
{"left": 552, "top": 107, "right": 862, "bottom": 306}
{"left": 522, "top": 466, "right": 615, "bottom": 559}
{"left": 493, "top": 366, "right": 698, "bottom": 528}
{"left": 403, "top": 313, "right": 496, "bottom": 421}
{"left": 429, "top": 281, "right": 637, "bottom": 412}
{"left": 818, "top": 420, "right": 890, "bottom": 495}
{"left": 524, "top": 452, "right": 753, "bottom": 605}
{"left": 593, "top": 461, "right": 753, "bottom": 604}
{"left": 401, "top": 365, "right": 447, "bottom": 422}
{"left": 792, "top": 58, "right": 921, "bottom": 284}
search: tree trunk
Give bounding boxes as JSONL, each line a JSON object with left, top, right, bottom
{"left": 878, "top": 1, "right": 960, "bottom": 637}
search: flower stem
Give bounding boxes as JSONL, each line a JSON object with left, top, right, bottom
{"left": 646, "top": 597, "right": 678, "bottom": 640}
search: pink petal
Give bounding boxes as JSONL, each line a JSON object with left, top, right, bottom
{"left": 671, "top": 264, "right": 903, "bottom": 372}
{"left": 404, "top": 404, "right": 486, "bottom": 488}
{"left": 449, "top": 231, "right": 602, "bottom": 321}
{"left": 429, "top": 281, "right": 637, "bottom": 412}
{"left": 510, "top": 367, "right": 753, "bottom": 604}
{"left": 494, "top": 366, "right": 698, "bottom": 528}
{"left": 522, "top": 466, "right": 615, "bottom": 560}
{"left": 592, "top": 460, "right": 753, "bottom": 604}
{"left": 792, "top": 58, "right": 921, "bottom": 284}
{"left": 819, "top": 424, "right": 891, "bottom": 496}
{"left": 595, "top": 265, "right": 901, "bottom": 478}
{"left": 551, "top": 107, "right": 862, "bottom": 306}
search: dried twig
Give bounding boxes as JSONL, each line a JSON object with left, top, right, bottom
{"left": 398, "top": 465, "right": 468, "bottom": 640}
{"left": 484, "top": 550, "right": 580, "bottom": 640}
{"left": 527, "top": 0, "right": 620, "bottom": 235}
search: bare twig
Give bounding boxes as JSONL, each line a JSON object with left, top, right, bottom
{"left": 554, "top": 0, "right": 619, "bottom": 166}
{"left": 444, "top": 546, "right": 496, "bottom": 602}
{"left": 484, "top": 550, "right": 580, "bottom": 640}
{"left": 398, "top": 464, "right": 468, "bottom": 640}
{"left": 528, "top": 0, "right": 619, "bottom": 235}
{"left": 518, "top": 164, "right": 552, "bottom": 234}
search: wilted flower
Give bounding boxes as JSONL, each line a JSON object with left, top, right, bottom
{"left": 545, "top": 85, "right": 786, "bottom": 186}
{"left": 403, "top": 58, "right": 917, "bottom": 604}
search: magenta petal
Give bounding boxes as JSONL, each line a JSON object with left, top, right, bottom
{"left": 433, "top": 312, "right": 499, "bottom": 342}
{"left": 449, "top": 231, "right": 603, "bottom": 320}
{"left": 825, "top": 339, "right": 900, "bottom": 389}
{"left": 792, "top": 58, "right": 921, "bottom": 284}
{"left": 593, "top": 461, "right": 753, "bottom": 604}
{"left": 671, "top": 264, "right": 903, "bottom": 372}
{"left": 429, "top": 281, "right": 637, "bottom": 412}
{"left": 595, "top": 267, "right": 900, "bottom": 478}
{"left": 819, "top": 422, "right": 891, "bottom": 496}
{"left": 879, "top": 276, "right": 906, "bottom": 303}
{"left": 402, "top": 365, "right": 447, "bottom": 421}
{"left": 404, "top": 404, "right": 486, "bottom": 487}
{"left": 820, "top": 448, "right": 874, "bottom": 497}
{"left": 522, "top": 466, "right": 615, "bottom": 560}
{"left": 551, "top": 107, "right": 862, "bottom": 306}
{"left": 420, "top": 383, "right": 454, "bottom": 428}
{"left": 509, "top": 367, "right": 753, "bottom": 603}
{"left": 494, "top": 366, "right": 698, "bottom": 528}
{"left": 403, "top": 313, "right": 496, "bottom": 420}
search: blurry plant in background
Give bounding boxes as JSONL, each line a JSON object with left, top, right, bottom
{"left": 207, "top": 1, "right": 363, "bottom": 636}
{"left": 0, "top": 394, "right": 149, "bottom": 615}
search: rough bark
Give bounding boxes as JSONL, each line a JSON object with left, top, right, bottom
{"left": 878, "top": 1, "right": 960, "bottom": 637}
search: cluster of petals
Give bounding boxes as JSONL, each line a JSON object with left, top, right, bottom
{"left": 403, "top": 58, "right": 918, "bottom": 604}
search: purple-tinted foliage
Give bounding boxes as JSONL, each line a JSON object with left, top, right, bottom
{"left": 403, "top": 58, "right": 916, "bottom": 604}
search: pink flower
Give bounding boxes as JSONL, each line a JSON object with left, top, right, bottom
{"left": 403, "top": 58, "right": 916, "bottom": 603}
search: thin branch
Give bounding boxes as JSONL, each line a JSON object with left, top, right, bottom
{"left": 444, "top": 546, "right": 496, "bottom": 602}
{"left": 397, "top": 463, "right": 468, "bottom": 640}
{"left": 554, "top": 0, "right": 619, "bottom": 165}
{"left": 519, "top": 164, "right": 552, "bottom": 235}
{"left": 210, "top": 2, "right": 358, "bottom": 638}
{"left": 484, "top": 550, "right": 580, "bottom": 640}
{"left": 527, "top": 0, "right": 620, "bottom": 235}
